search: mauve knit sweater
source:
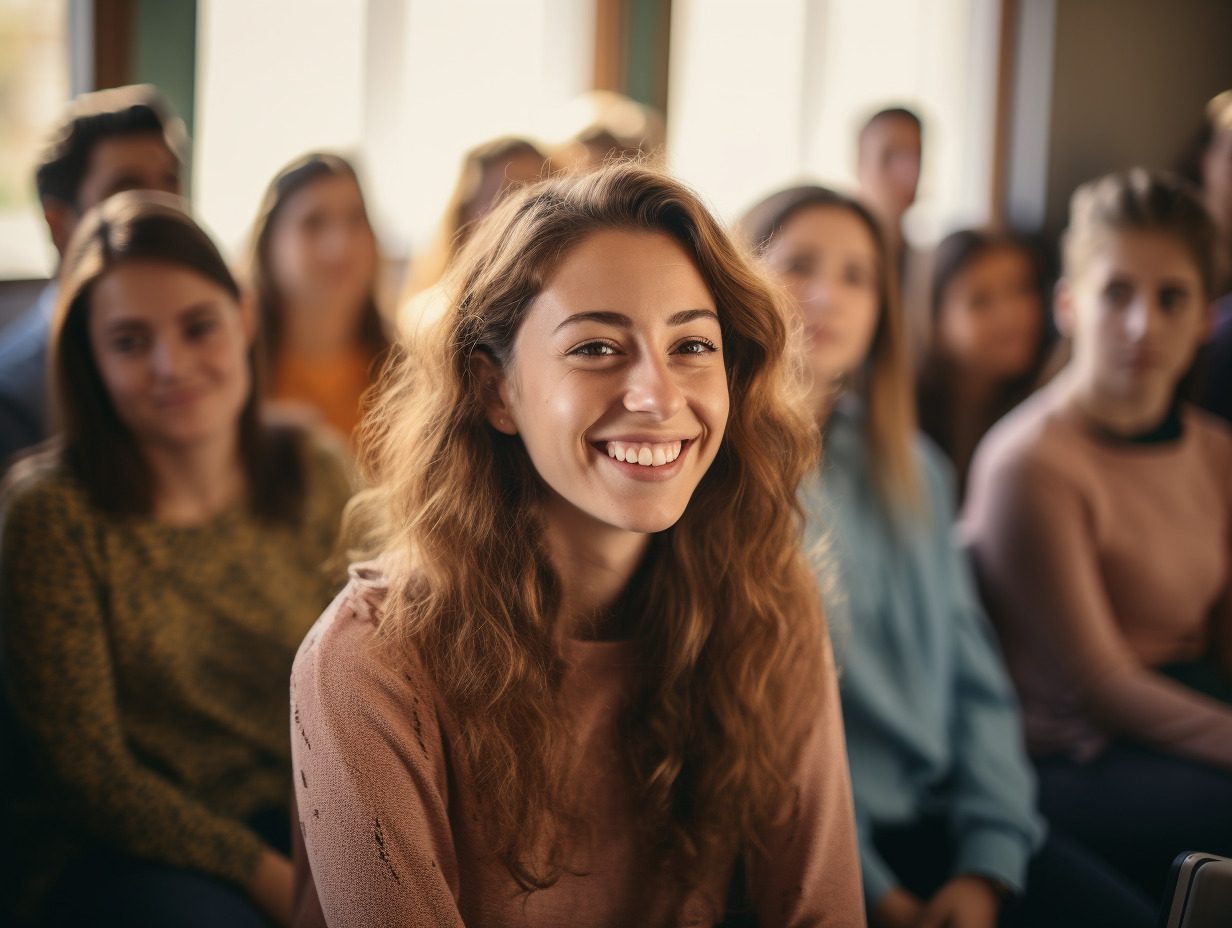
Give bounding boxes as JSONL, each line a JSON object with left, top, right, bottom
{"left": 963, "top": 377, "right": 1232, "bottom": 768}
{"left": 290, "top": 566, "right": 865, "bottom": 927}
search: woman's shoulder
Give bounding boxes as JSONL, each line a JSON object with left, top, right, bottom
{"left": 0, "top": 451, "right": 93, "bottom": 537}
{"left": 969, "top": 381, "right": 1081, "bottom": 489}
{"left": 1181, "top": 403, "right": 1232, "bottom": 457}
{"left": 292, "top": 563, "right": 436, "bottom": 714}
{"left": 261, "top": 421, "right": 354, "bottom": 525}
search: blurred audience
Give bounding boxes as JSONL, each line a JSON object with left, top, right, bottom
{"left": 248, "top": 153, "right": 390, "bottom": 440}
{"left": 0, "top": 85, "right": 184, "bottom": 467}
{"left": 399, "top": 136, "right": 547, "bottom": 314}
{"left": 742, "top": 185, "right": 1153, "bottom": 928}
{"left": 916, "top": 230, "right": 1050, "bottom": 498}
{"left": 965, "top": 169, "right": 1232, "bottom": 901}
{"left": 0, "top": 192, "right": 351, "bottom": 927}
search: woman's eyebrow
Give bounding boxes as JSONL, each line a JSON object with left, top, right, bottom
{"left": 666, "top": 308, "right": 720, "bottom": 326}
{"left": 176, "top": 300, "right": 223, "bottom": 322}
{"left": 553, "top": 308, "right": 719, "bottom": 334}
{"left": 554, "top": 310, "right": 631, "bottom": 333}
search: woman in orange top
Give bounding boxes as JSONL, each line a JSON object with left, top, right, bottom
{"left": 249, "top": 153, "right": 389, "bottom": 439}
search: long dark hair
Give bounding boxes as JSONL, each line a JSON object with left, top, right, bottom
{"left": 46, "top": 190, "right": 306, "bottom": 522}
{"left": 916, "top": 229, "right": 1049, "bottom": 472}
{"left": 248, "top": 152, "right": 389, "bottom": 376}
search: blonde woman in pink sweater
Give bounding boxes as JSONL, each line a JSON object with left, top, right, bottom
{"left": 965, "top": 169, "right": 1232, "bottom": 900}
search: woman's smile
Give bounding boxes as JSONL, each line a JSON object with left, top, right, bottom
{"left": 480, "top": 228, "right": 729, "bottom": 536}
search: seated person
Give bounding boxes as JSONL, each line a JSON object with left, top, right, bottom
{"left": 915, "top": 229, "right": 1050, "bottom": 499}
{"left": 965, "top": 169, "right": 1232, "bottom": 900}
{"left": 291, "top": 163, "right": 863, "bottom": 926}
{"left": 248, "top": 152, "right": 390, "bottom": 439}
{"left": 742, "top": 184, "right": 1155, "bottom": 928}
{"left": 0, "top": 192, "right": 352, "bottom": 927}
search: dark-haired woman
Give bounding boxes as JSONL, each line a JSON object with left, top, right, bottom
{"left": 291, "top": 163, "right": 863, "bottom": 926}
{"left": 249, "top": 152, "right": 389, "bottom": 439}
{"left": 0, "top": 192, "right": 351, "bottom": 927}
{"left": 916, "top": 230, "right": 1048, "bottom": 498}
{"left": 741, "top": 185, "right": 1154, "bottom": 928}
{"left": 966, "top": 169, "right": 1232, "bottom": 899}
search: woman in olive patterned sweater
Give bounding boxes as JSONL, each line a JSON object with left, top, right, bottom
{"left": 0, "top": 192, "right": 351, "bottom": 927}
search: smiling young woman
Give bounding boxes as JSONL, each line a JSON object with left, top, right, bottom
{"left": 964, "top": 169, "right": 1232, "bottom": 899}
{"left": 289, "top": 163, "right": 863, "bottom": 926}
{"left": 0, "top": 192, "right": 352, "bottom": 927}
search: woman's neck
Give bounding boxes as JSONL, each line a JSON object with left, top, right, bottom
{"left": 1065, "top": 369, "right": 1175, "bottom": 437}
{"left": 542, "top": 496, "right": 651, "bottom": 641}
{"left": 143, "top": 431, "right": 246, "bottom": 526}
{"left": 279, "top": 298, "right": 367, "bottom": 360}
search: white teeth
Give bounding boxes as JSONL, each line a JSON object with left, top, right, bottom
{"left": 603, "top": 440, "right": 687, "bottom": 467}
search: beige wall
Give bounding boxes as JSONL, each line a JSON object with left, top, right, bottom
{"left": 1041, "top": 0, "right": 1232, "bottom": 239}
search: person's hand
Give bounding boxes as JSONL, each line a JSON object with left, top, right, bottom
{"left": 870, "top": 886, "right": 926, "bottom": 928}
{"left": 916, "top": 875, "right": 1003, "bottom": 928}
{"left": 248, "top": 848, "right": 295, "bottom": 927}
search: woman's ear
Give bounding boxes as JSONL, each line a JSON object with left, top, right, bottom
{"left": 469, "top": 351, "right": 518, "bottom": 434}
{"left": 1053, "top": 278, "right": 1076, "bottom": 338}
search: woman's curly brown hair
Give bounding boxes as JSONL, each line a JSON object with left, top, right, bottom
{"left": 344, "top": 161, "right": 830, "bottom": 906}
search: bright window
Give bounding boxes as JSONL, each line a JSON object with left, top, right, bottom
{"left": 194, "top": 0, "right": 594, "bottom": 261}
{"left": 669, "top": 0, "right": 1002, "bottom": 245}
{"left": 0, "top": 0, "right": 71, "bottom": 279}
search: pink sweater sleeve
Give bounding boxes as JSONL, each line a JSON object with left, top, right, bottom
{"left": 291, "top": 588, "right": 465, "bottom": 928}
{"left": 747, "top": 634, "right": 866, "bottom": 928}
{"left": 967, "top": 453, "right": 1232, "bottom": 770}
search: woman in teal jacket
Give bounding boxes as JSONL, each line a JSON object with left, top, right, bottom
{"left": 740, "top": 186, "right": 1154, "bottom": 928}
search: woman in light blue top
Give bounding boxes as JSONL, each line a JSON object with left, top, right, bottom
{"left": 740, "top": 186, "right": 1155, "bottom": 928}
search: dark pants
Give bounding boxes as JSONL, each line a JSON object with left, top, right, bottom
{"left": 1036, "top": 744, "right": 1232, "bottom": 904}
{"left": 873, "top": 815, "right": 1157, "bottom": 928}
{"left": 41, "top": 808, "right": 291, "bottom": 928}
{"left": 1034, "top": 660, "right": 1232, "bottom": 904}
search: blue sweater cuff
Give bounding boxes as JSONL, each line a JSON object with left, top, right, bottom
{"left": 953, "top": 827, "right": 1034, "bottom": 894}
{"left": 860, "top": 847, "right": 899, "bottom": 906}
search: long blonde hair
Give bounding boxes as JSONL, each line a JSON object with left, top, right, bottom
{"left": 348, "top": 162, "right": 828, "bottom": 899}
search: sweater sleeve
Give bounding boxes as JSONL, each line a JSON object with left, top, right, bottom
{"left": 967, "top": 453, "right": 1232, "bottom": 770}
{"left": 747, "top": 632, "right": 867, "bottom": 928}
{"left": 932, "top": 457, "right": 1044, "bottom": 894}
{"left": 0, "top": 477, "right": 267, "bottom": 888}
{"left": 291, "top": 588, "right": 465, "bottom": 928}
{"left": 945, "top": 549, "right": 1044, "bottom": 891}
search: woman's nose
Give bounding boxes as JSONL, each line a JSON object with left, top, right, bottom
{"left": 150, "top": 335, "right": 187, "bottom": 379}
{"left": 622, "top": 353, "right": 686, "bottom": 420}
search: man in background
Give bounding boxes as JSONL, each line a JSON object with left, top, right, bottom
{"left": 0, "top": 85, "right": 185, "bottom": 465}
{"left": 857, "top": 106, "right": 923, "bottom": 275}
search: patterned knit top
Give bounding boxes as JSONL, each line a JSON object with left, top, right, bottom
{"left": 0, "top": 431, "right": 352, "bottom": 909}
